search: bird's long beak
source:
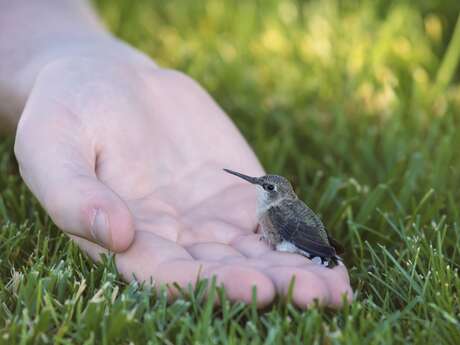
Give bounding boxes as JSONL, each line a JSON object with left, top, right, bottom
{"left": 223, "top": 169, "right": 259, "bottom": 184}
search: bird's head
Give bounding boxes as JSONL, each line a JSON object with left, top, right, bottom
{"left": 223, "top": 169, "right": 296, "bottom": 208}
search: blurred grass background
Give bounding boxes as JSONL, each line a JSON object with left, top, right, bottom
{"left": 1, "top": 0, "right": 460, "bottom": 344}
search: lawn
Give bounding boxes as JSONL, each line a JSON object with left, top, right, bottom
{"left": 1, "top": 0, "right": 460, "bottom": 344}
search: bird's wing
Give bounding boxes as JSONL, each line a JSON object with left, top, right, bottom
{"left": 327, "top": 235, "right": 344, "bottom": 255}
{"left": 268, "top": 201, "right": 337, "bottom": 258}
{"left": 290, "top": 199, "right": 345, "bottom": 254}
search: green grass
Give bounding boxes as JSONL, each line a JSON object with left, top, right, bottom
{"left": 2, "top": 0, "right": 460, "bottom": 343}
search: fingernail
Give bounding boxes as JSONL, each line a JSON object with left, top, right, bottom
{"left": 91, "top": 209, "right": 111, "bottom": 247}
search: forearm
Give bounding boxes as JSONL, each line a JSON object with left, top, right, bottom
{"left": 0, "top": 0, "right": 149, "bottom": 133}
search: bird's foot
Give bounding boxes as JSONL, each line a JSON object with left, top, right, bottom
{"left": 311, "top": 256, "right": 323, "bottom": 265}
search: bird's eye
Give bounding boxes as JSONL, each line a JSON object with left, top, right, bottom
{"left": 264, "top": 183, "right": 275, "bottom": 191}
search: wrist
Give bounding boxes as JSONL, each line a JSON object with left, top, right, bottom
{"left": 20, "top": 34, "right": 153, "bottom": 83}
{"left": 0, "top": 34, "right": 153, "bottom": 132}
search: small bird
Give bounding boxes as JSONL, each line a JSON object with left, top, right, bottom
{"left": 223, "top": 169, "right": 343, "bottom": 267}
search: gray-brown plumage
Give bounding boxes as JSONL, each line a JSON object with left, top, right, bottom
{"left": 223, "top": 169, "right": 343, "bottom": 268}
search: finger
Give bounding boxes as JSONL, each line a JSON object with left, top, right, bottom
{"left": 200, "top": 264, "right": 275, "bottom": 307}
{"left": 74, "top": 231, "right": 276, "bottom": 307}
{"left": 301, "top": 264, "right": 353, "bottom": 308}
{"left": 15, "top": 99, "right": 134, "bottom": 252}
{"left": 70, "top": 231, "right": 201, "bottom": 288}
{"left": 70, "top": 233, "right": 220, "bottom": 297}
{"left": 120, "top": 232, "right": 275, "bottom": 307}
{"left": 263, "top": 266, "right": 331, "bottom": 309}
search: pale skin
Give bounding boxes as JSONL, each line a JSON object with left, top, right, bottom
{"left": 0, "top": 1, "right": 352, "bottom": 308}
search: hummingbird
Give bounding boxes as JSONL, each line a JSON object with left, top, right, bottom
{"left": 223, "top": 169, "right": 343, "bottom": 268}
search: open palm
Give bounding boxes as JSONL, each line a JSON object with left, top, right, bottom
{"left": 15, "top": 58, "right": 351, "bottom": 308}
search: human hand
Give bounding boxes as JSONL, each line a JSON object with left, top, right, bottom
{"left": 14, "top": 57, "right": 352, "bottom": 308}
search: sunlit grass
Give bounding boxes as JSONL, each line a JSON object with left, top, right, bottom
{"left": 1, "top": 0, "right": 460, "bottom": 344}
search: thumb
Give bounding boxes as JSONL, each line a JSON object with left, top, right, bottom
{"left": 15, "top": 106, "right": 134, "bottom": 253}
{"left": 44, "top": 172, "right": 135, "bottom": 253}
